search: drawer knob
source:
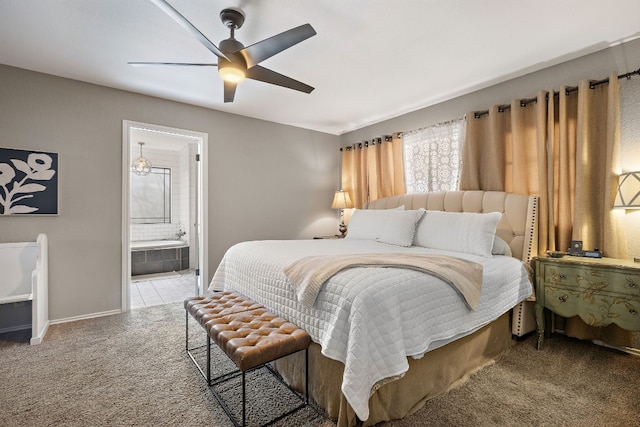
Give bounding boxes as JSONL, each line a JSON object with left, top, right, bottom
{"left": 558, "top": 295, "right": 568, "bottom": 303}
{"left": 630, "top": 309, "right": 638, "bottom": 316}
{"left": 629, "top": 282, "right": 637, "bottom": 289}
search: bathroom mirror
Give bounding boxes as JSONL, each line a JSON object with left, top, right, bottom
{"left": 131, "top": 167, "right": 171, "bottom": 224}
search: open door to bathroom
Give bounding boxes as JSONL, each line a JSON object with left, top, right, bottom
{"left": 121, "top": 120, "right": 208, "bottom": 311}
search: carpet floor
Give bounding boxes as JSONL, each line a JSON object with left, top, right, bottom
{"left": 1, "top": 302, "right": 638, "bottom": 426}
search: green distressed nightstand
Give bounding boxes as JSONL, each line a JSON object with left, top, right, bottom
{"left": 534, "top": 255, "right": 640, "bottom": 350}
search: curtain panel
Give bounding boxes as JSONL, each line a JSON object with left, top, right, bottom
{"left": 341, "top": 134, "right": 405, "bottom": 208}
{"left": 460, "top": 73, "right": 631, "bottom": 346}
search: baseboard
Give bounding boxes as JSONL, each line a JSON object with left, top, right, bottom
{"left": 49, "top": 309, "right": 122, "bottom": 325}
{"left": 552, "top": 328, "right": 640, "bottom": 357}
{"left": 30, "top": 321, "right": 49, "bottom": 345}
{"left": 592, "top": 339, "right": 640, "bottom": 357}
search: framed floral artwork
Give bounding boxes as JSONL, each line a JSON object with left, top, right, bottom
{"left": 0, "top": 147, "right": 58, "bottom": 215}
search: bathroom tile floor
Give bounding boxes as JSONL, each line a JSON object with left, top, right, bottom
{"left": 130, "top": 269, "right": 198, "bottom": 309}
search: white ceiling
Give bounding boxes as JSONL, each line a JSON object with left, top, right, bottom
{"left": 1, "top": 0, "right": 640, "bottom": 135}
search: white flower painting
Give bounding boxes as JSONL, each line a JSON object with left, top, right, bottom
{"left": 0, "top": 148, "right": 58, "bottom": 215}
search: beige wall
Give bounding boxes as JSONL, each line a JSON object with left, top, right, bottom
{"left": 341, "top": 38, "right": 640, "bottom": 259}
{"left": 0, "top": 64, "right": 340, "bottom": 321}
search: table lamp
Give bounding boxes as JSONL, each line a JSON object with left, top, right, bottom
{"left": 331, "top": 190, "right": 354, "bottom": 237}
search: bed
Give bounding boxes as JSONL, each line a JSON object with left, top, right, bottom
{"left": 208, "top": 190, "right": 538, "bottom": 426}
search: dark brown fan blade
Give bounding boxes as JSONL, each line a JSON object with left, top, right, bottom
{"left": 239, "top": 24, "right": 316, "bottom": 68}
{"left": 128, "top": 62, "right": 217, "bottom": 67}
{"left": 245, "top": 65, "right": 314, "bottom": 93}
{"left": 150, "top": 0, "right": 229, "bottom": 60}
{"left": 224, "top": 81, "right": 237, "bottom": 103}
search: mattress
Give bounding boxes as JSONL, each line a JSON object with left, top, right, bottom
{"left": 209, "top": 238, "right": 532, "bottom": 421}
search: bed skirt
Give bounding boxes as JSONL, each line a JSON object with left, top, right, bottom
{"left": 274, "top": 312, "right": 513, "bottom": 426}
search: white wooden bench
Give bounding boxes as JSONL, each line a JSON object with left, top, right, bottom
{"left": 0, "top": 234, "right": 48, "bottom": 344}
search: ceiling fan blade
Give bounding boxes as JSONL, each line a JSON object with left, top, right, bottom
{"left": 224, "top": 81, "right": 237, "bottom": 103}
{"left": 245, "top": 65, "right": 314, "bottom": 93}
{"left": 150, "top": 0, "right": 229, "bottom": 61}
{"left": 128, "top": 62, "right": 217, "bottom": 67}
{"left": 240, "top": 24, "right": 316, "bottom": 68}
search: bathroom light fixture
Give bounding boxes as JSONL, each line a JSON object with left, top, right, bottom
{"left": 331, "top": 190, "right": 354, "bottom": 237}
{"left": 131, "top": 142, "right": 152, "bottom": 176}
{"left": 614, "top": 171, "right": 640, "bottom": 209}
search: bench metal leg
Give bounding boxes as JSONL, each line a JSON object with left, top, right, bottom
{"left": 242, "top": 371, "right": 247, "bottom": 427}
{"left": 305, "top": 347, "right": 309, "bottom": 404}
{"left": 207, "top": 335, "right": 211, "bottom": 384}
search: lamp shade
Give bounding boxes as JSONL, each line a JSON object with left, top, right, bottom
{"left": 614, "top": 171, "right": 640, "bottom": 209}
{"left": 331, "top": 190, "right": 353, "bottom": 209}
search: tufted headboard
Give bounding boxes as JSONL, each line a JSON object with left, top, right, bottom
{"left": 363, "top": 191, "right": 538, "bottom": 262}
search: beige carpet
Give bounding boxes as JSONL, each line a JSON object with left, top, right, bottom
{"left": 1, "top": 302, "right": 638, "bottom": 426}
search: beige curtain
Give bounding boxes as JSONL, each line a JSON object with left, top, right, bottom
{"left": 341, "top": 134, "right": 405, "bottom": 208}
{"left": 341, "top": 144, "right": 367, "bottom": 208}
{"left": 460, "top": 74, "right": 631, "bottom": 346}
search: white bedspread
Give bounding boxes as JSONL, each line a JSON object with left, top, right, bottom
{"left": 209, "top": 239, "right": 532, "bottom": 421}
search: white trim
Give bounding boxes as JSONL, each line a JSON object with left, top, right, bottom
{"left": 30, "top": 322, "right": 48, "bottom": 345}
{"left": 49, "top": 309, "right": 122, "bottom": 325}
{"left": 122, "top": 120, "right": 209, "bottom": 311}
{"left": 592, "top": 340, "right": 640, "bottom": 357}
{"left": 553, "top": 328, "right": 640, "bottom": 357}
{"left": 122, "top": 122, "right": 132, "bottom": 311}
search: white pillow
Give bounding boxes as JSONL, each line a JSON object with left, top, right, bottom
{"left": 377, "top": 209, "right": 425, "bottom": 247}
{"left": 492, "top": 236, "right": 513, "bottom": 256}
{"left": 345, "top": 206, "right": 407, "bottom": 241}
{"left": 414, "top": 211, "right": 502, "bottom": 257}
{"left": 346, "top": 209, "right": 392, "bottom": 240}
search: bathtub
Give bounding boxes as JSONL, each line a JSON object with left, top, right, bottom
{"left": 131, "top": 240, "right": 187, "bottom": 250}
{"left": 131, "top": 240, "right": 189, "bottom": 276}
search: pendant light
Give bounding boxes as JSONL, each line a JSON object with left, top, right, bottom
{"left": 131, "top": 142, "right": 152, "bottom": 176}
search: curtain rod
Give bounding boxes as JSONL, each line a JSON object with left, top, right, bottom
{"left": 473, "top": 68, "right": 640, "bottom": 118}
{"left": 340, "top": 134, "right": 395, "bottom": 151}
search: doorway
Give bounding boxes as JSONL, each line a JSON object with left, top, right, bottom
{"left": 121, "top": 120, "right": 208, "bottom": 311}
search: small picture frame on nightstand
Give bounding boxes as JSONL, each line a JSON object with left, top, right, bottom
{"left": 567, "top": 240, "right": 583, "bottom": 256}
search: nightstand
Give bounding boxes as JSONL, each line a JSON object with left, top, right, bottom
{"left": 534, "top": 255, "right": 640, "bottom": 350}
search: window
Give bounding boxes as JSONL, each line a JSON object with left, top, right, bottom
{"left": 402, "top": 118, "right": 465, "bottom": 192}
{"left": 131, "top": 167, "right": 171, "bottom": 224}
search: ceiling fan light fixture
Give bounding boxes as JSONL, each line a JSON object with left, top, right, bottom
{"left": 218, "top": 63, "right": 245, "bottom": 83}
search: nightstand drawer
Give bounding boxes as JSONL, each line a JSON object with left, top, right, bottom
{"left": 541, "top": 263, "right": 640, "bottom": 298}
{"left": 543, "top": 284, "right": 640, "bottom": 330}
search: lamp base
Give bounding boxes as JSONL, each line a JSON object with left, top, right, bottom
{"left": 338, "top": 221, "right": 347, "bottom": 237}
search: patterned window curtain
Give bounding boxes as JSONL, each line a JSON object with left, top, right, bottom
{"left": 403, "top": 118, "right": 465, "bottom": 192}
{"left": 341, "top": 133, "right": 405, "bottom": 208}
{"left": 460, "top": 73, "right": 632, "bottom": 347}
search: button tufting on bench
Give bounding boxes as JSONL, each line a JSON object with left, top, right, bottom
{"left": 206, "top": 309, "right": 311, "bottom": 371}
{"left": 184, "top": 291, "right": 263, "bottom": 327}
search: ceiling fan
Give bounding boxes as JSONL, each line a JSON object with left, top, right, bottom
{"left": 129, "top": 0, "right": 316, "bottom": 103}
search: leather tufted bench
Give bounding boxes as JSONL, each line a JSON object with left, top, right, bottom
{"left": 184, "top": 291, "right": 311, "bottom": 427}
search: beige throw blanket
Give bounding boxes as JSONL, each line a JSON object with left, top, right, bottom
{"left": 284, "top": 254, "right": 483, "bottom": 310}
